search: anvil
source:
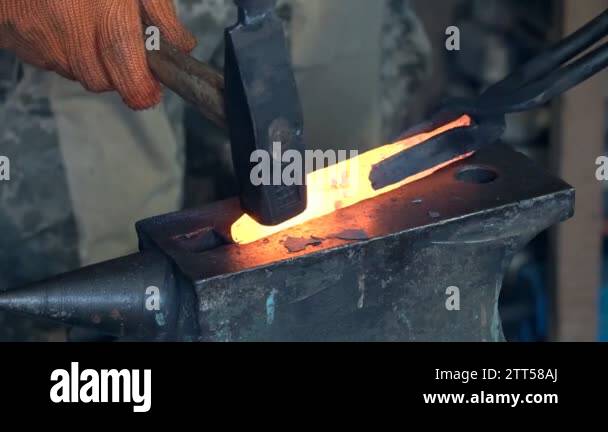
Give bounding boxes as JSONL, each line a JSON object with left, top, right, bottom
{"left": 0, "top": 145, "right": 574, "bottom": 342}
{"left": 6, "top": 4, "right": 608, "bottom": 342}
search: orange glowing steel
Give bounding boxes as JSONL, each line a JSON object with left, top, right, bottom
{"left": 231, "top": 115, "right": 473, "bottom": 244}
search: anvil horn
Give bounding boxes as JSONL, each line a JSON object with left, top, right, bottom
{"left": 0, "top": 252, "right": 180, "bottom": 340}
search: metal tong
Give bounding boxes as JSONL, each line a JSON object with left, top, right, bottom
{"left": 370, "top": 8, "right": 608, "bottom": 190}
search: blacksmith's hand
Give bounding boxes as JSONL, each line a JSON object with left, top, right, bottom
{"left": 0, "top": 0, "right": 196, "bottom": 109}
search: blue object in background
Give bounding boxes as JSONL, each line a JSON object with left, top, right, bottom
{"left": 500, "top": 258, "right": 549, "bottom": 342}
{"left": 599, "top": 243, "right": 608, "bottom": 341}
{"left": 501, "top": 235, "right": 608, "bottom": 342}
{"left": 601, "top": 287, "right": 607, "bottom": 342}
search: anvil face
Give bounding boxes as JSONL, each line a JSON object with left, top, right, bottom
{"left": 136, "top": 145, "right": 574, "bottom": 342}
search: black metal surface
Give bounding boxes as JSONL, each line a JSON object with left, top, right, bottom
{"left": 225, "top": 0, "right": 307, "bottom": 226}
{"left": 0, "top": 144, "right": 574, "bottom": 341}
{"left": 136, "top": 145, "right": 573, "bottom": 341}
{"left": 0, "top": 252, "right": 198, "bottom": 340}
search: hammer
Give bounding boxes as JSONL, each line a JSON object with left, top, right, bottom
{"left": 146, "top": 0, "right": 306, "bottom": 226}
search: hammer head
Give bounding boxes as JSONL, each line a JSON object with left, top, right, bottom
{"left": 225, "top": 0, "right": 307, "bottom": 226}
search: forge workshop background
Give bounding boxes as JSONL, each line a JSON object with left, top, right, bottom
{"left": 0, "top": 0, "right": 607, "bottom": 342}
{"left": 181, "top": 0, "right": 608, "bottom": 342}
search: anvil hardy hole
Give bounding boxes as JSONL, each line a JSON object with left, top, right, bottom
{"left": 173, "top": 227, "right": 226, "bottom": 253}
{"left": 455, "top": 165, "right": 498, "bottom": 185}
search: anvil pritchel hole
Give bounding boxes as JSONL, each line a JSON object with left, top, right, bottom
{"left": 455, "top": 165, "right": 499, "bottom": 184}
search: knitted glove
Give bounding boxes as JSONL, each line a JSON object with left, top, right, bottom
{"left": 0, "top": 0, "right": 196, "bottom": 109}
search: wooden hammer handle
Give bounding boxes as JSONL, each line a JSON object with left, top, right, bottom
{"left": 146, "top": 38, "right": 227, "bottom": 130}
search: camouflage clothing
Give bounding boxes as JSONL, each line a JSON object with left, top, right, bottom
{"left": 381, "top": 0, "right": 432, "bottom": 140}
{"left": 0, "top": 0, "right": 431, "bottom": 341}
{"left": 0, "top": 56, "right": 79, "bottom": 341}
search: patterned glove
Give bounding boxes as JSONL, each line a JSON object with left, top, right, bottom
{"left": 0, "top": 0, "right": 197, "bottom": 109}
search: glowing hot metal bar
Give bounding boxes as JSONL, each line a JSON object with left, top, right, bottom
{"left": 231, "top": 115, "right": 473, "bottom": 244}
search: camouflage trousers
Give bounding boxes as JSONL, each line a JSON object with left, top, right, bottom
{"left": 0, "top": 0, "right": 430, "bottom": 341}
